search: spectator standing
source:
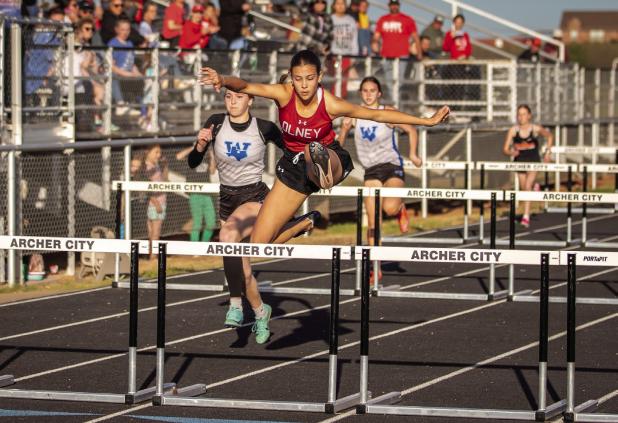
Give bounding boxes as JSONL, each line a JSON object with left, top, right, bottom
{"left": 330, "top": 0, "right": 358, "bottom": 97}
{"left": 219, "top": 0, "right": 251, "bottom": 50}
{"left": 108, "top": 18, "right": 142, "bottom": 116}
{"left": 175, "top": 146, "right": 217, "bottom": 244}
{"left": 138, "top": 2, "right": 159, "bottom": 46}
{"left": 421, "top": 15, "right": 444, "bottom": 58}
{"left": 100, "top": 0, "right": 145, "bottom": 45}
{"left": 142, "top": 144, "right": 168, "bottom": 260}
{"left": 357, "top": 0, "right": 371, "bottom": 56}
{"left": 442, "top": 14, "right": 471, "bottom": 60}
{"left": 297, "top": 0, "right": 333, "bottom": 55}
{"left": 372, "top": 0, "right": 421, "bottom": 100}
{"left": 518, "top": 38, "right": 542, "bottom": 63}
{"left": 162, "top": 0, "right": 185, "bottom": 47}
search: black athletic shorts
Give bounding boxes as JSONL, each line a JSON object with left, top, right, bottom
{"left": 514, "top": 149, "right": 541, "bottom": 173}
{"left": 218, "top": 182, "right": 270, "bottom": 221}
{"left": 276, "top": 141, "right": 354, "bottom": 195}
{"left": 364, "top": 162, "right": 405, "bottom": 184}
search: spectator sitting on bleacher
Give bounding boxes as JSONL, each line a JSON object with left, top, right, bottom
{"left": 138, "top": 2, "right": 159, "bottom": 47}
{"left": 77, "top": 0, "right": 96, "bottom": 23}
{"left": 297, "top": 0, "right": 333, "bottom": 55}
{"left": 203, "top": 3, "right": 227, "bottom": 49}
{"left": 65, "top": 0, "right": 80, "bottom": 24}
{"left": 73, "top": 17, "right": 112, "bottom": 131}
{"left": 442, "top": 14, "right": 471, "bottom": 60}
{"left": 162, "top": 0, "right": 185, "bottom": 47}
{"left": 179, "top": 5, "right": 211, "bottom": 50}
{"left": 518, "top": 38, "right": 542, "bottom": 63}
{"left": 109, "top": 17, "right": 142, "bottom": 116}
{"left": 100, "top": 0, "right": 145, "bottom": 46}
{"left": 421, "top": 15, "right": 444, "bottom": 58}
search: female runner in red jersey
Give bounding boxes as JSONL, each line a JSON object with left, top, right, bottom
{"left": 200, "top": 49, "right": 449, "bottom": 244}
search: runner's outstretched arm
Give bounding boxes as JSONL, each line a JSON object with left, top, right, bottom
{"left": 199, "top": 67, "right": 289, "bottom": 104}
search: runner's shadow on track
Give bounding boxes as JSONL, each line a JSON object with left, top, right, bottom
{"left": 380, "top": 262, "right": 408, "bottom": 273}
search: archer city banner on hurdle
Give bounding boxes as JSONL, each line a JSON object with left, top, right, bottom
{"left": 477, "top": 161, "right": 576, "bottom": 172}
{"left": 150, "top": 240, "right": 352, "bottom": 260}
{"left": 315, "top": 186, "right": 495, "bottom": 201}
{"left": 581, "top": 164, "right": 618, "bottom": 173}
{"left": 113, "top": 180, "right": 221, "bottom": 194}
{"left": 403, "top": 160, "right": 471, "bottom": 170}
{"left": 362, "top": 246, "right": 557, "bottom": 265}
{"left": 560, "top": 251, "right": 618, "bottom": 267}
{"left": 506, "top": 190, "right": 618, "bottom": 204}
{"left": 551, "top": 146, "right": 617, "bottom": 155}
{"left": 0, "top": 236, "right": 134, "bottom": 253}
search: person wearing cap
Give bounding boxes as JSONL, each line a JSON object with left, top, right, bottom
{"left": 179, "top": 5, "right": 212, "bottom": 50}
{"left": 372, "top": 0, "right": 422, "bottom": 100}
{"left": 421, "top": 15, "right": 445, "bottom": 58}
{"left": 518, "top": 38, "right": 542, "bottom": 63}
{"left": 77, "top": 0, "right": 95, "bottom": 21}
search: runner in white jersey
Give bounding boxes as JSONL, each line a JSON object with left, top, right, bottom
{"left": 188, "top": 90, "right": 317, "bottom": 344}
{"left": 338, "top": 77, "right": 421, "bottom": 281}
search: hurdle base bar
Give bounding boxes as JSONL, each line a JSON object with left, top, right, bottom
{"left": 583, "top": 241, "right": 618, "bottom": 249}
{"left": 372, "top": 284, "right": 401, "bottom": 295}
{"left": 160, "top": 391, "right": 364, "bottom": 413}
{"left": 574, "top": 413, "right": 618, "bottom": 422}
{"left": 512, "top": 294, "right": 618, "bottom": 306}
{"left": 564, "top": 400, "right": 599, "bottom": 423}
{"left": 488, "top": 239, "right": 569, "bottom": 248}
{"left": 535, "top": 399, "right": 567, "bottom": 421}
{"left": 382, "top": 236, "right": 467, "bottom": 245}
{"left": 376, "top": 289, "right": 511, "bottom": 302}
{"left": 364, "top": 404, "right": 536, "bottom": 420}
{"left": 357, "top": 391, "right": 403, "bottom": 414}
{"left": 153, "top": 384, "right": 208, "bottom": 406}
{"left": 113, "top": 280, "right": 227, "bottom": 292}
{"left": 0, "top": 375, "right": 14, "bottom": 388}
{"left": 257, "top": 280, "right": 357, "bottom": 296}
{"left": 0, "top": 382, "right": 175, "bottom": 404}
{"left": 546, "top": 207, "right": 615, "bottom": 215}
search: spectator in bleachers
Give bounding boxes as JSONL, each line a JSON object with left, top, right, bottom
{"left": 442, "top": 14, "right": 471, "bottom": 60}
{"left": 419, "top": 35, "right": 438, "bottom": 59}
{"left": 138, "top": 2, "right": 159, "bottom": 47}
{"left": 297, "top": 0, "right": 333, "bottom": 55}
{"left": 100, "top": 0, "right": 145, "bottom": 45}
{"left": 518, "top": 38, "right": 542, "bottom": 63}
{"left": 330, "top": 0, "right": 358, "bottom": 98}
{"left": 162, "top": 0, "right": 185, "bottom": 47}
{"left": 219, "top": 0, "right": 251, "bottom": 50}
{"left": 23, "top": 0, "right": 39, "bottom": 18}
{"left": 372, "top": 0, "right": 421, "bottom": 100}
{"left": 65, "top": 0, "right": 80, "bottom": 23}
{"left": 109, "top": 17, "right": 142, "bottom": 116}
{"left": 421, "top": 15, "right": 444, "bottom": 58}
{"left": 179, "top": 4, "right": 210, "bottom": 49}
{"left": 357, "top": 0, "right": 371, "bottom": 56}
{"left": 203, "top": 3, "right": 227, "bottom": 49}
{"left": 77, "top": 1, "right": 96, "bottom": 22}
{"left": 73, "top": 17, "right": 110, "bottom": 131}
{"left": 143, "top": 144, "right": 168, "bottom": 259}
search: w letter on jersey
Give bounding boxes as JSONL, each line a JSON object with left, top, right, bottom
{"left": 360, "top": 126, "right": 378, "bottom": 142}
{"left": 225, "top": 141, "right": 251, "bottom": 161}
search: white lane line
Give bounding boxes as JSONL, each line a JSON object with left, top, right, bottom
{"left": 0, "top": 268, "right": 354, "bottom": 342}
{"left": 598, "top": 389, "right": 618, "bottom": 405}
{"left": 85, "top": 403, "right": 152, "bottom": 423}
{"left": 319, "top": 311, "right": 618, "bottom": 423}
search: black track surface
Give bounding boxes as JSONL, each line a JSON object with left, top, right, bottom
{"left": 0, "top": 212, "right": 616, "bottom": 423}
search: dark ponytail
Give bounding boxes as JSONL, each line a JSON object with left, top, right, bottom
{"left": 289, "top": 49, "right": 322, "bottom": 75}
{"left": 518, "top": 104, "right": 532, "bottom": 114}
{"left": 359, "top": 76, "right": 382, "bottom": 93}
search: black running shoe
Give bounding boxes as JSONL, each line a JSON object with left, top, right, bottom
{"left": 292, "top": 210, "right": 321, "bottom": 238}
{"left": 308, "top": 142, "right": 334, "bottom": 189}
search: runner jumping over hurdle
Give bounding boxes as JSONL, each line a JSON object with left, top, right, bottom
{"left": 188, "top": 89, "right": 317, "bottom": 344}
{"left": 502, "top": 104, "right": 554, "bottom": 227}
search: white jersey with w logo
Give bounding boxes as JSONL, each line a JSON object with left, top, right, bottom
{"left": 214, "top": 116, "right": 266, "bottom": 186}
{"left": 354, "top": 108, "right": 402, "bottom": 169}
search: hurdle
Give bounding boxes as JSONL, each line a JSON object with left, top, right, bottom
{"left": 151, "top": 241, "right": 366, "bottom": 413}
{"left": 0, "top": 236, "right": 177, "bottom": 404}
{"left": 357, "top": 246, "right": 567, "bottom": 420}
{"left": 111, "top": 180, "right": 228, "bottom": 292}
{"left": 562, "top": 252, "right": 618, "bottom": 423}
{"left": 550, "top": 146, "right": 618, "bottom": 194}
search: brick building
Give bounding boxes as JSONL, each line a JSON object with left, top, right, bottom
{"left": 560, "top": 11, "right": 618, "bottom": 44}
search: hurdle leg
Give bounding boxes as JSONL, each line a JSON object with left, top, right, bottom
{"left": 355, "top": 189, "right": 363, "bottom": 295}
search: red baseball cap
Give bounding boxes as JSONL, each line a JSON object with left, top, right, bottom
{"left": 192, "top": 5, "right": 204, "bottom": 13}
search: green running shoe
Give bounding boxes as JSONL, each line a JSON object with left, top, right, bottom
{"left": 224, "top": 306, "right": 244, "bottom": 328}
{"left": 252, "top": 304, "right": 272, "bottom": 344}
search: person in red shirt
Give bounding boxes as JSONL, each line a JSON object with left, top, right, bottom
{"left": 162, "top": 0, "right": 184, "bottom": 47}
{"left": 442, "top": 14, "right": 471, "bottom": 60}
{"left": 179, "top": 5, "right": 209, "bottom": 49}
{"left": 371, "top": 0, "right": 422, "bottom": 101}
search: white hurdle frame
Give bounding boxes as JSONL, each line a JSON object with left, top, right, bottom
{"left": 0, "top": 236, "right": 184, "bottom": 404}
{"left": 357, "top": 246, "right": 568, "bottom": 421}
{"left": 151, "top": 240, "right": 365, "bottom": 413}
